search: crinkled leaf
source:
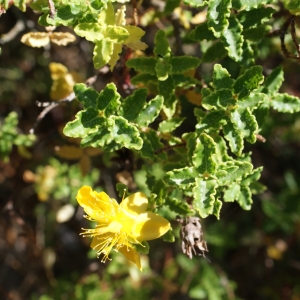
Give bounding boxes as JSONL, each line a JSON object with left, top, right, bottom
{"left": 166, "top": 197, "right": 193, "bottom": 215}
{"left": 231, "top": 107, "right": 258, "bottom": 143}
{"left": 223, "top": 120, "right": 244, "bottom": 156}
{"left": 109, "top": 116, "right": 143, "bottom": 150}
{"left": 202, "top": 41, "right": 228, "bottom": 63}
{"left": 154, "top": 30, "right": 171, "bottom": 57}
{"left": 270, "top": 93, "right": 300, "bottom": 113}
{"left": 165, "top": 166, "right": 198, "bottom": 188}
{"left": 237, "top": 92, "right": 266, "bottom": 111}
{"left": 217, "top": 161, "right": 253, "bottom": 186}
{"left": 74, "top": 84, "right": 99, "bottom": 109}
{"left": 192, "top": 133, "right": 217, "bottom": 176}
{"left": 262, "top": 66, "right": 284, "bottom": 95}
{"left": 93, "top": 40, "right": 114, "bottom": 69}
{"left": 207, "top": 0, "right": 231, "bottom": 38}
{"left": 202, "top": 89, "right": 236, "bottom": 110}
{"left": 106, "top": 25, "right": 129, "bottom": 43}
{"left": 135, "top": 95, "right": 164, "bottom": 127}
{"left": 21, "top": 32, "right": 50, "bottom": 48}
{"left": 233, "top": 65, "right": 264, "bottom": 99}
{"left": 243, "top": 24, "right": 272, "bottom": 41}
{"left": 220, "top": 16, "right": 243, "bottom": 61}
{"left": 212, "top": 64, "right": 234, "bottom": 90}
{"left": 63, "top": 108, "right": 106, "bottom": 138}
{"left": 119, "top": 89, "right": 147, "bottom": 121}
{"left": 237, "top": 185, "right": 252, "bottom": 210}
{"left": 192, "top": 178, "right": 217, "bottom": 218}
{"left": 97, "top": 83, "right": 121, "bottom": 116}
{"left": 213, "top": 198, "right": 222, "bottom": 219}
{"left": 165, "top": 0, "right": 181, "bottom": 14}
{"left": 74, "top": 23, "right": 104, "bottom": 42}
{"left": 237, "top": 6, "right": 275, "bottom": 29}
{"left": 155, "top": 57, "right": 172, "bottom": 81}
{"left": 224, "top": 182, "right": 241, "bottom": 202}
{"left": 126, "top": 57, "right": 157, "bottom": 75}
{"left": 140, "top": 130, "right": 166, "bottom": 160}
{"left": 196, "top": 110, "right": 227, "bottom": 133}
{"left": 123, "top": 26, "right": 147, "bottom": 50}
{"left": 189, "top": 22, "right": 216, "bottom": 41}
{"left": 158, "top": 117, "right": 185, "bottom": 133}
{"left": 232, "top": 0, "right": 273, "bottom": 10}
{"left": 169, "top": 57, "right": 201, "bottom": 74}
{"left": 286, "top": 0, "right": 300, "bottom": 14}
{"left": 158, "top": 76, "right": 175, "bottom": 104}
{"left": 242, "top": 166, "right": 263, "bottom": 186}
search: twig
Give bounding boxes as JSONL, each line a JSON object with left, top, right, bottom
{"left": 48, "top": 0, "right": 56, "bottom": 19}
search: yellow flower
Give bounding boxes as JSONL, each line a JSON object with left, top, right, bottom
{"left": 76, "top": 186, "right": 170, "bottom": 270}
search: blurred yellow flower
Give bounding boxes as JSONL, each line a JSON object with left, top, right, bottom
{"left": 77, "top": 186, "right": 170, "bottom": 270}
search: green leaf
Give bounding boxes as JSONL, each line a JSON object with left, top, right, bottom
{"left": 237, "top": 185, "right": 252, "bottom": 210}
{"left": 232, "top": 0, "right": 273, "bottom": 10}
{"left": 230, "top": 107, "right": 258, "bottom": 143}
{"left": 189, "top": 22, "right": 216, "bottom": 41}
{"left": 63, "top": 108, "right": 106, "bottom": 138}
{"left": 223, "top": 120, "right": 244, "bottom": 156}
{"left": 212, "top": 64, "right": 234, "bottom": 90}
{"left": 166, "top": 196, "right": 193, "bottom": 215}
{"left": 109, "top": 116, "right": 143, "bottom": 150}
{"left": 270, "top": 93, "right": 300, "bottom": 113}
{"left": 237, "top": 6, "right": 275, "bottom": 29}
{"left": 158, "top": 117, "right": 185, "bottom": 133}
{"left": 243, "top": 24, "right": 272, "bottom": 41}
{"left": 242, "top": 167, "right": 263, "bottom": 186}
{"left": 135, "top": 95, "right": 164, "bottom": 127}
{"left": 74, "top": 23, "right": 104, "bottom": 42}
{"left": 155, "top": 57, "right": 172, "bottom": 81}
{"left": 233, "top": 65, "right": 264, "bottom": 99}
{"left": 213, "top": 198, "right": 222, "bottom": 219}
{"left": 140, "top": 129, "right": 167, "bottom": 161}
{"left": 93, "top": 40, "right": 114, "bottom": 69}
{"left": 217, "top": 161, "right": 253, "bottom": 186}
{"left": 158, "top": 76, "right": 175, "bottom": 104}
{"left": 162, "top": 229, "right": 175, "bottom": 242}
{"left": 74, "top": 84, "right": 99, "bottom": 109}
{"left": 106, "top": 25, "right": 129, "bottom": 43}
{"left": 164, "top": 166, "right": 198, "bottom": 188}
{"left": 220, "top": 16, "right": 243, "bottom": 61}
{"left": 193, "top": 178, "right": 217, "bottom": 218}
{"left": 202, "top": 89, "right": 236, "bottom": 110}
{"left": 196, "top": 110, "right": 227, "bottom": 133}
{"left": 126, "top": 57, "right": 157, "bottom": 75}
{"left": 130, "top": 74, "right": 157, "bottom": 86}
{"left": 192, "top": 133, "right": 217, "bottom": 176}
{"left": 262, "top": 66, "right": 284, "bottom": 95}
{"left": 154, "top": 30, "right": 171, "bottom": 58}
{"left": 202, "top": 41, "right": 228, "bottom": 63}
{"left": 183, "top": 0, "right": 208, "bottom": 8}
{"left": 224, "top": 182, "right": 241, "bottom": 202}
{"left": 286, "top": 0, "right": 300, "bottom": 14}
{"left": 97, "top": 83, "right": 121, "bottom": 116}
{"left": 207, "top": 0, "right": 231, "bottom": 38}
{"left": 119, "top": 89, "right": 147, "bottom": 121}
{"left": 169, "top": 56, "right": 201, "bottom": 74}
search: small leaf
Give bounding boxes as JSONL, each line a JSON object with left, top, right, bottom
{"left": 164, "top": 166, "right": 198, "bottom": 188}
{"left": 202, "top": 89, "right": 235, "bottom": 110}
{"left": 270, "top": 93, "right": 300, "bottom": 113}
{"left": 262, "top": 66, "right": 284, "bottom": 95}
{"left": 237, "top": 185, "right": 252, "bottom": 210}
{"left": 223, "top": 120, "right": 244, "bottom": 156}
{"left": 154, "top": 30, "right": 171, "bottom": 57}
{"left": 135, "top": 95, "right": 164, "bottom": 127}
{"left": 169, "top": 56, "right": 201, "bottom": 74}
{"left": 193, "top": 177, "right": 217, "bottom": 218}
{"left": 220, "top": 16, "right": 243, "bottom": 61}
{"left": 202, "top": 41, "right": 228, "bottom": 62}
{"left": 155, "top": 57, "right": 172, "bottom": 81}
{"left": 74, "top": 84, "right": 99, "bottom": 109}
{"left": 192, "top": 133, "right": 217, "bottom": 176}
{"left": 233, "top": 65, "right": 264, "bottom": 99}
{"left": 207, "top": 0, "right": 231, "bottom": 38}
{"left": 74, "top": 23, "right": 104, "bottom": 42}
{"left": 97, "top": 83, "right": 121, "bottom": 116}
{"left": 230, "top": 107, "right": 258, "bottom": 143}
{"left": 158, "top": 117, "right": 185, "bottom": 133}
{"left": 50, "top": 32, "right": 76, "bottom": 46}
{"left": 212, "top": 64, "right": 234, "bottom": 90}
{"left": 119, "top": 89, "right": 147, "bottom": 121}
{"left": 21, "top": 32, "right": 50, "bottom": 48}
{"left": 224, "top": 182, "right": 241, "bottom": 202}
{"left": 93, "top": 40, "right": 114, "bottom": 69}
{"left": 183, "top": 0, "right": 207, "bottom": 8}
{"left": 166, "top": 197, "right": 193, "bottom": 215}
{"left": 189, "top": 22, "right": 216, "bottom": 41}
{"left": 232, "top": 0, "right": 273, "bottom": 10}
{"left": 196, "top": 110, "right": 227, "bottom": 133}
{"left": 126, "top": 57, "right": 157, "bottom": 75}
{"left": 158, "top": 76, "right": 175, "bottom": 104}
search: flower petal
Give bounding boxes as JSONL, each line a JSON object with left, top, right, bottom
{"left": 76, "top": 186, "right": 118, "bottom": 221}
{"left": 132, "top": 212, "right": 170, "bottom": 241}
{"left": 120, "top": 192, "right": 148, "bottom": 215}
{"left": 118, "top": 244, "right": 142, "bottom": 270}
